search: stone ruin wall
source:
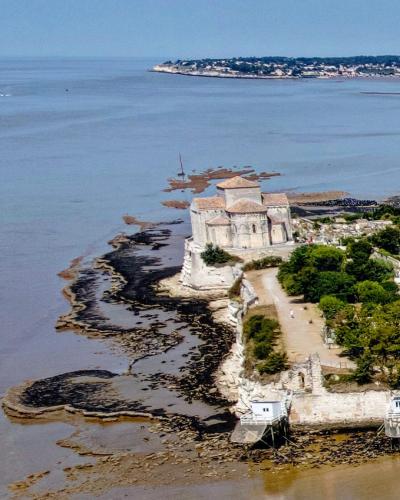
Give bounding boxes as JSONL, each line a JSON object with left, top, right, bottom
{"left": 180, "top": 238, "right": 240, "bottom": 290}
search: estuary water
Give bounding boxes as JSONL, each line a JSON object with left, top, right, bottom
{"left": 2, "top": 57, "right": 400, "bottom": 497}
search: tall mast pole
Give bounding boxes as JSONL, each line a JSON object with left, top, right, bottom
{"left": 178, "top": 153, "right": 185, "bottom": 176}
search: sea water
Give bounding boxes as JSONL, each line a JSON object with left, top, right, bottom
{"left": 2, "top": 57, "right": 400, "bottom": 497}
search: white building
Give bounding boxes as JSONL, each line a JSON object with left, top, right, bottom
{"left": 181, "top": 176, "right": 293, "bottom": 289}
{"left": 384, "top": 396, "right": 400, "bottom": 437}
{"left": 241, "top": 400, "right": 285, "bottom": 424}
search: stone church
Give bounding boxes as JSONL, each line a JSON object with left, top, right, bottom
{"left": 181, "top": 176, "right": 293, "bottom": 289}
{"left": 190, "top": 176, "right": 293, "bottom": 249}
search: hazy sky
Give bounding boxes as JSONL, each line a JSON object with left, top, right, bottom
{"left": 2, "top": 0, "right": 400, "bottom": 58}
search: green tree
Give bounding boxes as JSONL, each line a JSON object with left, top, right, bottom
{"left": 285, "top": 245, "right": 312, "bottom": 273}
{"left": 355, "top": 280, "right": 391, "bottom": 305}
{"left": 280, "top": 273, "right": 304, "bottom": 296}
{"left": 362, "top": 259, "right": 393, "bottom": 282}
{"left": 352, "top": 352, "right": 374, "bottom": 384}
{"left": 347, "top": 239, "right": 373, "bottom": 262}
{"left": 304, "top": 271, "right": 355, "bottom": 303}
{"left": 319, "top": 295, "right": 347, "bottom": 320}
{"left": 309, "top": 245, "right": 345, "bottom": 272}
{"left": 370, "top": 226, "right": 400, "bottom": 254}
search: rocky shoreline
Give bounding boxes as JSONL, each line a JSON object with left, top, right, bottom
{"left": 4, "top": 223, "right": 400, "bottom": 497}
{"left": 3, "top": 225, "right": 237, "bottom": 431}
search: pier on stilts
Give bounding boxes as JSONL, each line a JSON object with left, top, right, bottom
{"left": 384, "top": 396, "right": 400, "bottom": 447}
{"left": 231, "top": 393, "right": 292, "bottom": 445}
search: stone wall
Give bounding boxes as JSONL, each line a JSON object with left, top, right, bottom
{"left": 230, "top": 213, "right": 270, "bottom": 249}
{"left": 190, "top": 206, "right": 225, "bottom": 247}
{"left": 180, "top": 238, "right": 241, "bottom": 290}
{"left": 221, "top": 186, "right": 262, "bottom": 207}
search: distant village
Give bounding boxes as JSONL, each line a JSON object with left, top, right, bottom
{"left": 153, "top": 55, "right": 400, "bottom": 79}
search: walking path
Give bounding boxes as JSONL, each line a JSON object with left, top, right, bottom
{"left": 246, "top": 268, "right": 354, "bottom": 368}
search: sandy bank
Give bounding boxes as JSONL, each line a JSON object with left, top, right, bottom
{"left": 161, "top": 200, "right": 190, "bottom": 209}
{"left": 288, "top": 191, "right": 347, "bottom": 204}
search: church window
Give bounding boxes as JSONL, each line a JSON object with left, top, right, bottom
{"left": 252, "top": 224, "right": 256, "bottom": 233}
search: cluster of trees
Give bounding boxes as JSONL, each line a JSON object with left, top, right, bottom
{"left": 279, "top": 239, "right": 400, "bottom": 386}
{"left": 331, "top": 301, "right": 400, "bottom": 386}
{"left": 244, "top": 315, "right": 287, "bottom": 375}
{"left": 366, "top": 203, "right": 400, "bottom": 221}
{"left": 278, "top": 241, "right": 394, "bottom": 303}
{"left": 370, "top": 226, "right": 400, "bottom": 255}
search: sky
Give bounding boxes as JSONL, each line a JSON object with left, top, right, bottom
{"left": 1, "top": 0, "right": 400, "bottom": 58}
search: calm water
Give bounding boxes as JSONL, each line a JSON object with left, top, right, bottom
{"left": 2, "top": 57, "right": 400, "bottom": 497}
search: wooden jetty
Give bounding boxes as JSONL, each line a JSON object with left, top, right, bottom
{"left": 231, "top": 395, "right": 291, "bottom": 445}
{"left": 384, "top": 396, "right": 400, "bottom": 438}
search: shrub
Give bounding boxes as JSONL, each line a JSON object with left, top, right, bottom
{"left": 253, "top": 342, "right": 272, "bottom": 359}
{"left": 319, "top": 295, "right": 347, "bottom": 320}
{"left": 243, "top": 314, "right": 285, "bottom": 372}
{"left": 200, "top": 243, "right": 239, "bottom": 266}
{"left": 243, "top": 314, "right": 264, "bottom": 338}
{"left": 243, "top": 256, "right": 282, "bottom": 271}
{"left": 355, "top": 280, "right": 392, "bottom": 305}
{"left": 244, "top": 315, "right": 278, "bottom": 339}
{"left": 343, "top": 213, "right": 360, "bottom": 223}
{"left": 253, "top": 328, "right": 276, "bottom": 344}
{"left": 257, "top": 352, "right": 288, "bottom": 374}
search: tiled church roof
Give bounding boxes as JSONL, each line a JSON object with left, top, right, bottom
{"left": 206, "top": 215, "right": 231, "bottom": 226}
{"left": 226, "top": 199, "right": 269, "bottom": 214}
{"left": 193, "top": 196, "right": 225, "bottom": 210}
{"left": 216, "top": 176, "right": 259, "bottom": 189}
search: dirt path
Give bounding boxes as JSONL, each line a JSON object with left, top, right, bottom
{"left": 247, "top": 268, "right": 354, "bottom": 367}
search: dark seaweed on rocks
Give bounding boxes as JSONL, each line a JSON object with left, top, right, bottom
{"left": 103, "top": 229, "right": 181, "bottom": 309}
{"left": 102, "top": 229, "right": 236, "bottom": 406}
{"left": 19, "top": 369, "right": 168, "bottom": 415}
{"left": 39, "top": 227, "right": 236, "bottom": 428}
{"left": 21, "top": 370, "right": 116, "bottom": 408}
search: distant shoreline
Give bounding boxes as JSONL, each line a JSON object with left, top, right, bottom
{"left": 151, "top": 67, "right": 332, "bottom": 80}
{"left": 151, "top": 67, "right": 400, "bottom": 81}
